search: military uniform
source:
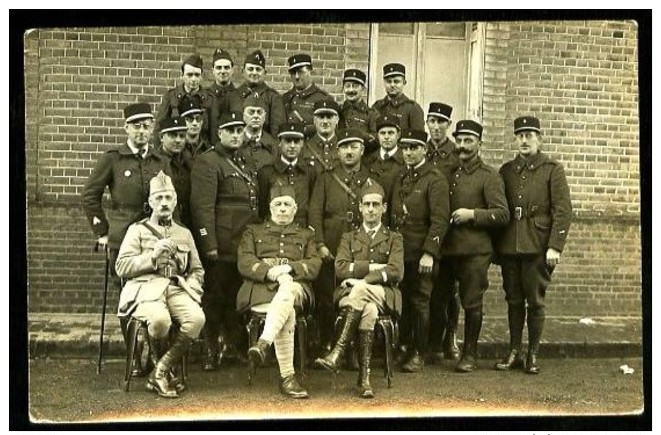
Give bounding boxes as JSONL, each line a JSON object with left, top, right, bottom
{"left": 185, "top": 137, "right": 211, "bottom": 158}
{"left": 495, "top": 117, "right": 572, "bottom": 373}
{"left": 207, "top": 82, "right": 242, "bottom": 145}
{"left": 154, "top": 83, "right": 213, "bottom": 146}
{"left": 158, "top": 147, "right": 194, "bottom": 229}
{"left": 372, "top": 94, "right": 425, "bottom": 133}
{"left": 300, "top": 133, "right": 339, "bottom": 176}
{"left": 362, "top": 147, "right": 406, "bottom": 214}
{"left": 241, "top": 130, "right": 278, "bottom": 171}
{"left": 427, "top": 137, "right": 459, "bottom": 178}
{"left": 339, "top": 100, "right": 379, "bottom": 149}
{"left": 283, "top": 82, "right": 330, "bottom": 137}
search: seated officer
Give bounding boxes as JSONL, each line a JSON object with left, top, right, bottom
{"left": 239, "top": 185, "right": 322, "bottom": 399}
{"left": 115, "top": 171, "right": 205, "bottom": 399}
{"left": 315, "top": 179, "right": 404, "bottom": 399}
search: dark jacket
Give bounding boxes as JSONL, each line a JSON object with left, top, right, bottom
{"left": 240, "top": 130, "right": 278, "bottom": 171}
{"left": 371, "top": 93, "right": 425, "bottom": 133}
{"left": 154, "top": 84, "right": 213, "bottom": 146}
{"left": 299, "top": 134, "right": 340, "bottom": 176}
{"left": 283, "top": 83, "right": 330, "bottom": 136}
{"left": 362, "top": 147, "right": 406, "bottom": 216}
{"left": 157, "top": 147, "right": 195, "bottom": 229}
{"left": 207, "top": 82, "right": 242, "bottom": 146}
{"left": 236, "top": 82, "right": 286, "bottom": 137}
{"left": 427, "top": 137, "right": 460, "bottom": 181}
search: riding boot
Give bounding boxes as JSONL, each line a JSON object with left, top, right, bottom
{"left": 526, "top": 309, "right": 544, "bottom": 374}
{"left": 356, "top": 330, "right": 375, "bottom": 398}
{"left": 145, "top": 336, "right": 185, "bottom": 394}
{"left": 402, "top": 314, "right": 428, "bottom": 372}
{"left": 494, "top": 305, "right": 526, "bottom": 371}
{"left": 202, "top": 325, "right": 220, "bottom": 371}
{"left": 455, "top": 309, "right": 482, "bottom": 373}
{"left": 315, "top": 308, "right": 361, "bottom": 372}
{"left": 441, "top": 293, "right": 461, "bottom": 360}
{"left": 147, "top": 332, "right": 193, "bottom": 398}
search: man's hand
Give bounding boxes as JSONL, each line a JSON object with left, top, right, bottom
{"left": 418, "top": 252, "right": 434, "bottom": 274}
{"left": 97, "top": 235, "right": 109, "bottom": 248}
{"left": 267, "top": 264, "right": 293, "bottom": 282}
{"left": 546, "top": 248, "right": 561, "bottom": 267}
{"left": 319, "top": 245, "right": 334, "bottom": 262}
{"left": 341, "top": 278, "right": 363, "bottom": 288}
{"left": 368, "top": 263, "right": 387, "bottom": 272}
{"left": 205, "top": 249, "right": 220, "bottom": 262}
{"left": 451, "top": 208, "right": 475, "bottom": 225}
{"left": 151, "top": 239, "right": 175, "bottom": 260}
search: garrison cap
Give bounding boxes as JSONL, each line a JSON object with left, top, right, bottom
{"left": 427, "top": 102, "right": 453, "bottom": 122}
{"left": 313, "top": 98, "right": 340, "bottom": 116}
{"left": 514, "top": 116, "right": 541, "bottom": 134}
{"left": 278, "top": 122, "right": 305, "bottom": 139}
{"left": 244, "top": 50, "right": 266, "bottom": 68}
{"left": 149, "top": 171, "right": 176, "bottom": 195}
{"left": 178, "top": 95, "right": 203, "bottom": 118}
{"left": 360, "top": 178, "right": 385, "bottom": 200}
{"left": 218, "top": 111, "right": 245, "bottom": 130}
{"left": 383, "top": 63, "right": 406, "bottom": 79}
{"left": 376, "top": 114, "right": 401, "bottom": 131}
{"left": 182, "top": 54, "right": 203, "bottom": 71}
{"left": 399, "top": 130, "right": 428, "bottom": 147}
{"left": 242, "top": 94, "right": 267, "bottom": 110}
{"left": 453, "top": 119, "right": 483, "bottom": 139}
{"left": 212, "top": 48, "right": 233, "bottom": 64}
{"left": 287, "top": 53, "right": 313, "bottom": 71}
{"left": 123, "top": 102, "right": 153, "bottom": 123}
{"left": 343, "top": 69, "right": 367, "bottom": 86}
{"left": 158, "top": 117, "right": 188, "bottom": 135}
{"left": 337, "top": 128, "right": 365, "bottom": 147}
{"left": 270, "top": 184, "right": 297, "bottom": 202}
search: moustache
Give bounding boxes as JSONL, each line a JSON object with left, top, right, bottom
{"left": 455, "top": 148, "right": 472, "bottom": 154}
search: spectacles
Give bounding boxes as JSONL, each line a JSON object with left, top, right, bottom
{"left": 185, "top": 115, "right": 203, "bottom": 123}
{"left": 128, "top": 121, "right": 153, "bottom": 130}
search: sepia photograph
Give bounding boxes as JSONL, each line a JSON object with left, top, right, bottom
{"left": 14, "top": 10, "right": 649, "bottom": 429}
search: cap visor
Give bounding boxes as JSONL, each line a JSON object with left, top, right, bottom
{"left": 126, "top": 113, "right": 154, "bottom": 123}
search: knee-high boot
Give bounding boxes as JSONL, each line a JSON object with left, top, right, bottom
{"left": 315, "top": 308, "right": 361, "bottom": 372}
{"left": 147, "top": 332, "right": 193, "bottom": 398}
{"left": 441, "top": 292, "right": 461, "bottom": 360}
{"left": 494, "top": 305, "right": 526, "bottom": 370}
{"left": 455, "top": 309, "right": 482, "bottom": 373}
{"left": 526, "top": 308, "right": 544, "bottom": 374}
{"left": 356, "top": 330, "right": 375, "bottom": 398}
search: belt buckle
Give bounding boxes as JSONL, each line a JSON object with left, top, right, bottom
{"left": 514, "top": 207, "right": 523, "bottom": 220}
{"left": 279, "top": 258, "right": 289, "bottom": 265}
{"left": 346, "top": 211, "right": 354, "bottom": 222}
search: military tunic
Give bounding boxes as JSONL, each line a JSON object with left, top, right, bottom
{"left": 207, "top": 82, "right": 242, "bottom": 145}
{"left": 240, "top": 130, "right": 278, "bottom": 171}
{"left": 257, "top": 158, "right": 317, "bottom": 227}
{"left": 334, "top": 226, "right": 404, "bottom": 317}
{"left": 236, "top": 221, "right": 321, "bottom": 313}
{"left": 427, "top": 137, "right": 460, "bottom": 181}
{"left": 157, "top": 147, "right": 194, "bottom": 230}
{"left": 299, "top": 134, "right": 339, "bottom": 177}
{"left": 236, "top": 82, "right": 286, "bottom": 137}
{"left": 339, "top": 99, "right": 379, "bottom": 152}
{"left": 282, "top": 83, "right": 330, "bottom": 137}
{"left": 362, "top": 148, "right": 406, "bottom": 214}
{"left": 371, "top": 93, "right": 425, "bottom": 133}
{"left": 154, "top": 84, "right": 214, "bottom": 146}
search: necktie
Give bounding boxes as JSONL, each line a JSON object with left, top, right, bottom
{"left": 367, "top": 229, "right": 376, "bottom": 239}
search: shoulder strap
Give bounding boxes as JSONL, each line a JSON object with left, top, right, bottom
{"left": 304, "top": 143, "right": 332, "bottom": 172}
{"left": 329, "top": 172, "right": 357, "bottom": 200}
{"left": 141, "top": 220, "right": 165, "bottom": 240}
{"left": 225, "top": 157, "right": 257, "bottom": 188}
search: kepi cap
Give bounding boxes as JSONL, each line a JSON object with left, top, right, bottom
{"left": 178, "top": 95, "right": 203, "bottom": 118}
{"left": 313, "top": 98, "right": 340, "bottom": 116}
{"left": 337, "top": 128, "right": 365, "bottom": 147}
{"left": 149, "top": 170, "right": 176, "bottom": 195}
{"left": 218, "top": 111, "right": 245, "bottom": 130}
{"left": 159, "top": 117, "right": 188, "bottom": 135}
{"left": 383, "top": 63, "right": 406, "bottom": 79}
{"left": 288, "top": 53, "right": 313, "bottom": 71}
{"left": 343, "top": 69, "right": 367, "bottom": 86}
{"left": 244, "top": 50, "right": 266, "bottom": 68}
{"left": 453, "top": 120, "right": 483, "bottom": 139}
{"left": 278, "top": 122, "right": 305, "bottom": 139}
{"left": 427, "top": 102, "right": 453, "bottom": 122}
{"left": 123, "top": 102, "right": 153, "bottom": 123}
{"left": 514, "top": 116, "right": 541, "bottom": 134}
{"left": 242, "top": 94, "right": 267, "bottom": 110}
{"left": 399, "top": 130, "right": 428, "bottom": 147}
{"left": 376, "top": 114, "right": 400, "bottom": 131}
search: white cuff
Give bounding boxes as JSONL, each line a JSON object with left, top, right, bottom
{"left": 349, "top": 263, "right": 354, "bottom": 273}
{"left": 381, "top": 270, "right": 388, "bottom": 283}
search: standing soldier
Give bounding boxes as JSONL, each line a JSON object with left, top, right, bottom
{"left": 179, "top": 96, "right": 211, "bottom": 157}
{"left": 371, "top": 63, "right": 425, "bottom": 133}
{"left": 390, "top": 130, "right": 450, "bottom": 373}
{"left": 440, "top": 120, "right": 509, "bottom": 373}
{"left": 299, "top": 98, "right": 341, "bottom": 177}
{"left": 425, "top": 102, "right": 463, "bottom": 363}
{"left": 240, "top": 95, "right": 278, "bottom": 171}
{"left": 207, "top": 48, "right": 242, "bottom": 147}
{"left": 154, "top": 54, "right": 213, "bottom": 147}
{"left": 308, "top": 128, "right": 372, "bottom": 359}
{"left": 236, "top": 49, "right": 286, "bottom": 137}
{"left": 339, "top": 68, "right": 379, "bottom": 154}
{"left": 362, "top": 114, "right": 406, "bottom": 215}
{"left": 82, "top": 102, "right": 170, "bottom": 375}
{"left": 258, "top": 122, "right": 316, "bottom": 228}
{"left": 495, "top": 116, "right": 572, "bottom": 374}
{"left": 283, "top": 53, "right": 330, "bottom": 137}
{"left": 155, "top": 117, "right": 193, "bottom": 229}
{"left": 190, "top": 110, "right": 260, "bottom": 370}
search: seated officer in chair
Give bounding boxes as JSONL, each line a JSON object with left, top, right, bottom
{"left": 238, "top": 185, "right": 322, "bottom": 399}
{"left": 315, "top": 179, "right": 404, "bottom": 398}
{"left": 115, "top": 171, "right": 205, "bottom": 399}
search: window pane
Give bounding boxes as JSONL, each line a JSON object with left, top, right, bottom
{"left": 379, "top": 23, "right": 414, "bottom": 35}
{"left": 426, "top": 22, "right": 466, "bottom": 38}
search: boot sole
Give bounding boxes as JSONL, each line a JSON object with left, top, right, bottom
{"left": 247, "top": 348, "right": 265, "bottom": 366}
{"left": 146, "top": 380, "right": 179, "bottom": 398}
{"left": 314, "top": 358, "right": 338, "bottom": 373}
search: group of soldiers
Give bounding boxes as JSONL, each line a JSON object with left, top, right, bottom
{"left": 81, "top": 48, "right": 572, "bottom": 400}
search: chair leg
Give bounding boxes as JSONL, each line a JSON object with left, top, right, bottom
{"left": 124, "top": 319, "right": 141, "bottom": 392}
{"left": 379, "top": 318, "right": 395, "bottom": 388}
{"left": 246, "top": 314, "right": 265, "bottom": 386}
{"left": 296, "top": 316, "right": 308, "bottom": 378}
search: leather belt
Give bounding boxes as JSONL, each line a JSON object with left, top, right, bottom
{"left": 513, "top": 205, "right": 549, "bottom": 221}
{"left": 261, "top": 257, "right": 290, "bottom": 266}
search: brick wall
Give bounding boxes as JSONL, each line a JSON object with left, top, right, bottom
{"left": 26, "top": 21, "right": 641, "bottom": 316}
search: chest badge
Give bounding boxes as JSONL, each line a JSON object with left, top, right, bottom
{"left": 124, "top": 170, "right": 132, "bottom": 177}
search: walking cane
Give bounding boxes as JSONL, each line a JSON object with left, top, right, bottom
{"left": 95, "top": 242, "right": 110, "bottom": 374}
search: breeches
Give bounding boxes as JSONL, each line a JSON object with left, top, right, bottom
{"left": 338, "top": 282, "right": 386, "bottom": 330}
{"left": 132, "top": 286, "right": 205, "bottom": 339}
{"left": 439, "top": 254, "right": 491, "bottom": 311}
{"left": 500, "top": 254, "right": 552, "bottom": 310}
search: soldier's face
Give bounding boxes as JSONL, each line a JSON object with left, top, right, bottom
{"left": 270, "top": 196, "right": 298, "bottom": 226}
{"left": 182, "top": 64, "right": 202, "bottom": 92}
{"left": 313, "top": 112, "right": 338, "bottom": 136}
{"left": 359, "top": 193, "right": 386, "bottom": 226}
{"left": 427, "top": 117, "right": 451, "bottom": 142}
{"left": 401, "top": 143, "right": 427, "bottom": 166}
{"left": 279, "top": 137, "right": 304, "bottom": 161}
{"left": 243, "top": 106, "right": 266, "bottom": 130}
{"left": 125, "top": 119, "right": 153, "bottom": 148}
{"left": 384, "top": 76, "right": 406, "bottom": 97}
{"left": 290, "top": 66, "right": 312, "bottom": 90}
{"left": 160, "top": 131, "right": 187, "bottom": 155}
{"left": 219, "top": 125, "right": 245, "bottom": 149}
{"left": 455, "top": 134, "right": 481, "bottom": 162}
{"left": 516, "top": 131, "right": 541, "bottom": 156}
{"left": 338, "top": 141, "right": 364, "bottom": 168}
{"left": 377, "top": 126, "right": 400, "bottom": 151}
{"left": 149, "top": 190, "right": 177, "bottom": 220}
{"left": 184, "top": 113, "right": 203, "bottom": 136}
{"left": 243, "top": 63, "right": 265, "bottom": 85}
{"left": 343, "top": 81, "right": 364, "bottom": 102}
{"left": 213, "top": 59, "right": 234, "bottom": 85}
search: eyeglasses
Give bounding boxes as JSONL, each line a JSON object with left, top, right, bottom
{"left": 185, "top": 115, "right": 203, "bottom": 123}
{"left": 128, "top": 121, "right": 153, "bottom": 130}
{"left": 244, "top": 108, "right": 265, "bottom": 117}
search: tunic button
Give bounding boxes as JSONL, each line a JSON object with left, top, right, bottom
{"left": 280, "top": 250, "right": 284, "bottom": 254}
{"left": 455, "top": 173, "right": 459, "bottom": 177}
{"left": 518, "top": 195, "right": 522, "bottom": 199}
{"left": 522, "top": 175, "right": 526, "bottom": 179}
{"left": 369, "top": 248, "right": 374, "bottom": 252}
{"left": 279, "top": 242, "right": 284, "bottom": 246}
{"left": 281, "top": 234, "right": 285, "bottom": 238}
{"left": 369, "top": 259, "right": 374, "bottom": 263}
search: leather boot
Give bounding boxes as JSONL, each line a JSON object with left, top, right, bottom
{"left": 203, "top": 330, "right": 220, "bottom": 371}
{"left": 526, "top": 309, "right": 544, "bottom": 374}
{"left": 356, "top": 330, "right": 374, "bottom": 398}
{"left": 347, "top": 341, "right": 360, "bottom": 371}
{"left": 494, "top": 305, "right": 525, "bottom": 371}
{"left": 402, "top": 314, "right": 428, "bottom": 372}
{"left": 279, "top": 374, "right": 309, "bottom": 399}
{"left": 145, "top": 336, "right": 184, "bottom": 394}
{"left": 441, "top": 293, "right": 461, "bottom": 360}
{"left": 455, "top": 309, "right": 482, "bottom": 373}
{"left": 131, "top": 326, "right": 147, "bottom": 377}
{"left": 147, "top": 332, "right": 192, "bottom": 398}
{"left": 315, "top": 308, "right": 361, "bottom": 372}
{"left": 247, "top": 338, "right": 271, "bottom": 366}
